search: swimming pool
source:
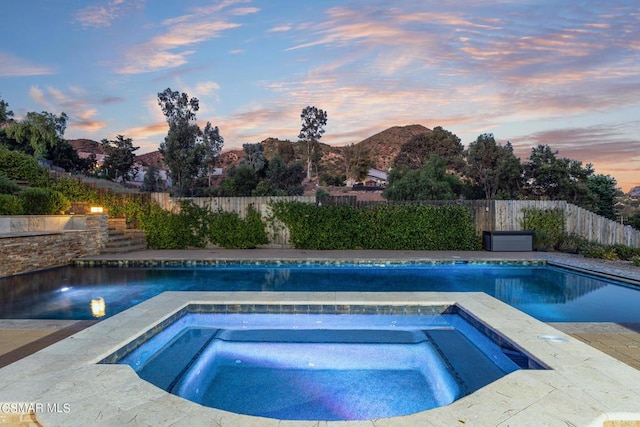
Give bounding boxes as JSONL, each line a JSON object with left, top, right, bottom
{"left": 1, "top": 262, "right": 639, "bottom": 322}
{"left": 106, "top": 309, "right": 541, "bottom": 421}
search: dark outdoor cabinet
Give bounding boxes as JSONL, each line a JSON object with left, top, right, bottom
{"left": 483, "top": 231, "right": 534, "bottom": 252}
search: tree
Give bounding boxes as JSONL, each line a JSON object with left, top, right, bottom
{"left": 265, "top": 156, "right": 305, "bottom": 195}
{"left": 465, "top": 134, "right": 522, "bottom": 199}
{"left": 276, "top": 140, "right": 296, "bottom": 164}
{"left": 49, "top": 139, "right": 94, "bottom": 174}
{"left": 523, "top": 145, "right": 593, "bottom": 204}
{"left": 219, "top": 165, "right": 259, "bottom": 196}
{"left": 101, "top": 135, "right": 139, "bottom": 184}
{"left": 157, "top": 88, "right": 223, "bottom": 196}
{"left": 393, "top": 126, "right": 464, "bottom": 172}
{"left": 343, "top": 143, "right": 371, "bottom": 181}
{"left": 142, "top": 166, "right": 163, "bottom": 192}
{"left": 384, "top": 155, "right": 462, "bottom": 201}
{"left": 587, "top": 174, "right": 619, "bottom": 220}
{"left": 201, "top": 122, "right": 224, "bottom": 186}
{"left": 4, "top": 111, "right": 68, "bottom": 158}
{"left": 241, "top": 143, "right": 268, "bottom": 176}
{"left": 0, "top": 98, "right": 13, "bottom": 123}
{"left": 298, "top": 106, "right": 327, "bottom": 181}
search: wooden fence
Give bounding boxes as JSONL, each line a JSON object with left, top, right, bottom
{"left": 150, "top": 194, "right": 316, "bottom": 247}
{"left": 149, "top": 194, "right": 640, "bottom": 248}
{"left": 493, "top": 200, "right": 640, "bottom": 247}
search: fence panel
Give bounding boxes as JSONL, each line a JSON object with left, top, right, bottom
{"left": 494, "top": 200, "right": 640, "bottom": 247}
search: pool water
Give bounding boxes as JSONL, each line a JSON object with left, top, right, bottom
{"left": 1, "top": 263, "right": 639, "bottom": 322}
{"left": 113, "top": 313, "right": 531, "bottom": 420}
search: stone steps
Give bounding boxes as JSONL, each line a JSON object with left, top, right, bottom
{"left": 101, "top": 219, "right": 147, "bottom": 254}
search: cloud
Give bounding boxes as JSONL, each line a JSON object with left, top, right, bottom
{"left": 513, "top": 124, "right": 640, "bottom": 162}
{"left": 74, "top": 0, "right": 143, "bottom": 28}
{"left": 268, "top": 25, "right": 292, "bottom": 33}
{"left": 28, "top": 85, "right": 108, "bottom": 133}
{"left": 0, "top": 52, "right": 55, "bottom": 77}
{"left": 117, "top": 3, "right": 249, "bottom": 74}
{"left": 506, "top": 122, "right": 640, "bottom": 190}
{"left": 229, "top": 7, "right": 259, "bottom": 16}
{"left": 74, "top": 4, "right": 116, "bottom": 28}
{"left": 118, "top": 121, "right": 169, "bottom": 153}
{"left": 195, "top": 81, "right": 220, "bottom": 96}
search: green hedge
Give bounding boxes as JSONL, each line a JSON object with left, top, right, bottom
{"left": 209, "top": 205, "right": 269, "bottom": 249}
{"left": 0, "top": 147, "right": 49, "bottom": 187}
{"left": 0, "top": 194, "right": 24, "bottom": 215}
{"left": 20, "top": 188, "right": 71, "bottom": 214}
{"left": 271, "top": 201, "right": 480, "bottom": 250}
{"left": 46, "top": 176, "right": 99, "bottom": 203}
{"left": 0, "top": 175, "right": 23, "bottom": 195}
{"left": 141, "top": 201, "right": 268, "bottom": 249}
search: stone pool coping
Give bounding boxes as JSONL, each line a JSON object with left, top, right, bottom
{"left": 0, "top": 291, "right": 639, "bottom": 426}
{"left": 76, "top": 249, "right": 640, "bottom": 284}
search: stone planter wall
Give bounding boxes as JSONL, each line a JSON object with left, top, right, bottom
{"left": 0, "top": 215, "right": 108, "bottom": 278}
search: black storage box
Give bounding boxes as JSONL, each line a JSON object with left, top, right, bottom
{"left": 482, "top": 231, "right": 534, "bottom": 252}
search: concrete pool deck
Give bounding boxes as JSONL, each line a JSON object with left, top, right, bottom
{"left": 0, "top": 249, "right": 640, "bottom": 425}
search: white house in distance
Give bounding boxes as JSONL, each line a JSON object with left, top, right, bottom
{"left": 131, "top": 151, "right": 170, "bottom": 189}
{"left": 346, "top": 168, "right": 389, "bottom": 188}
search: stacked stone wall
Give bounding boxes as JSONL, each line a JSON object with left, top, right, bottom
{"left": 0, "top": 215, "right": 108, "bottom": 278}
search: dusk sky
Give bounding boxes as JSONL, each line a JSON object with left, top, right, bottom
{"left": 1, "top": 1, "right": 639, "bottom": 191}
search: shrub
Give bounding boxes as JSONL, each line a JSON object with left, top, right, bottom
{"left": 612, "top": 244, "right": 640, "bottom": 261}
{"left": 0, "top": 175, "right": 22, "bottom": 195}
{"left": 632, "top": 257, "right": 640, "bottom": 267}
{"left": 140, "top": 201, "right": 268, "bottom": 249}
{"left": 140, "top": 201, "right": 209, "bottom": 249}
{"left": 47, "top": 176, "right": 99, "bottom": 203}
{"left": 521, "top": 208, "right": 565, "bottom": 250}
{"left": 0, "top": 194, "right": 24, "bottom": 215}
{"left": 0, "top": 147, "right": 49, "bottom": 187}
{"left": 209, "top": 205, "right": 268, "bottom": 249}
{"left": 20, "top": 188, "right": 71, "bottom": 214}
{"left": 271, "top": 201, "right": 480, "bottom": 250}
{"left": 579, "top": 242, "right": 619, "bottom": 261}
{"left": 556, "top": 233, "right": 588, "bottom": 254}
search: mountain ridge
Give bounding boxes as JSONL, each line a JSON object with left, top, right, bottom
{"left": 70, "top": 124, "right": 432, "bottom": 178}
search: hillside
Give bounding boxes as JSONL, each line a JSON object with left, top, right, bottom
{"left": 68, "top": 138, "right": 105, "bottom": 155}
{"left": 356, "top": 124, "right": 431, "bottom": 171}
{"left": 68, "top": 124, "right": 432, "bottom": 180}
{"left": 217, "top": 124, "right": 431, "bottom": 177}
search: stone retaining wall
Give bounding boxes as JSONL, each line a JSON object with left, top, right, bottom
{"left": 0, "top": 215, "right": 108, "bottom": 278}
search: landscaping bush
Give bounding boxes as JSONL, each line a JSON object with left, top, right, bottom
{"left": 140, "top": 201, "right": 208, "bottom": 249}
{"left": 20, "top": 188, "right": 71, "bottom": 214}
{"left": 140, "top": 201, "right": 268, "bottom": 249}
{"left": 0, "top": 147, "right": 49, "bottom": 187}
{"left": 556, "top": 233, "right": 588, "bottom": 254}
{"left": 0, "top": 175, "right": 23, "bottom": 195}
{"left": 271, "top": 201, "right": 480, "bottom": 250}
{"left": 612, "top": 244, "right": 640, "bottom": 261}
{"left": 47, "top": 176, "right": 99, "bottom": 203}
{"left": 209, "top": 205, "right": 268, "bottom": 249}
{"left": 0, "top": 194, "right": 24, "bottom": 215}
{"left": 521, "top": 208, "right": 565, "bottom": 250}
{"left": 579, "top": 242, "right": 619, "bottom": 261}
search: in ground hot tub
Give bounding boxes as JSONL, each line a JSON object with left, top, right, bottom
{"left": 103, "top": 306, "right": 544, "bottom": 421}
